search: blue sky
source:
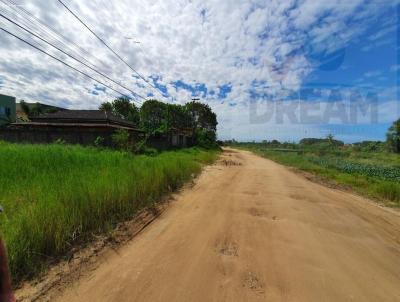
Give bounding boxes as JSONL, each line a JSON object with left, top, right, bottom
{"left": 299, "top": 4, "right": 399, "bottom": 142}
{"left": 0, "top": 0, "right": 399, "bottom": 142}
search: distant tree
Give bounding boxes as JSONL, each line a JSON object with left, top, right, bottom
{"left": 140, "top": 100, "right": 168, "bottom": 134}
{"left": 99, "top": 102, "right": 112, "bottom": 113}
{"left": 166, "top": 104, "right": 191, "bottom": 130}
{"left": 112, "top": 97, "right": 139, "bottom": 124}
{"left": 386, "top": 118, "right": 400, "bottom": 153}
{"left": 136, "top": 99, "right": 218, "bottom": 148}
{"left": 185, "top": 101, "right": 218, "bottom": 148}
{"left": 353, "top": 141, "right": 385, "bottom": 152}
{"left": 185, "top": 101, "right": 218, "bottom": 132}
{"left": 20, "top": 100, "right": 30, "bottom": 116}
{"left": 99, "top": 97, "right": 139, "bottom": 125}
{"left": 45, "top": 107, "right": 59, "bottom": 114}
{"left": 29, "top": 103, "right": 43, "bottom": 116}
{"left": 224, "top": 138, "right": 237, "bottom": 145}
{"left": 327, "top": 133, "right": 335, "bottom": 145}
{"left": 300, "top": 137, "right": 344, "bottom": 146}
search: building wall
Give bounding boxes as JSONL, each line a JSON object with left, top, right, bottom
{"left": 0, "top": 123, "right": 193, "bottom": 150}
{"left": 0, "top": 126, "right": 142, "bottom": 147}
{"left": 171, "top": 134, "right": 179, "bottom": 146}
{"left": 147, "top": 133, "right": 192, "bottom": 150}
{"left": 0, "top": 94, "right": 16, "bottom": 125}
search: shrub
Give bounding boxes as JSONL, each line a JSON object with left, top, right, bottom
{"left": 300, "top": 137, "right": 344, "bottom": 146}
{"left": 195, "top": 129, "right": 217, "bottom": 149}
{"left": 94, "top": 136, "right": 105, "bottom": 147}
{"left": 386, "top": 118, "right": 400, "bottom": 153}
{"left": 112, "top": 129, "right": 131, "bottom": 151}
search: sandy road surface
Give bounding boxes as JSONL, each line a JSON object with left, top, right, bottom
{"left": 53, "top": 149, "right": 400, "bottom": 302}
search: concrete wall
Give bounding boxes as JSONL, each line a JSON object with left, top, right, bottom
{"left": 0, "top": 123, "right": 193, "bottom": 150}
{"left": 0, "top": 94, "right": 16, "bottom": 125}
{"left": 147, "top": 133, "right": 192, "bottom": 150}
{"left": 0, "top": 125, "right": 142, "bottom": 147}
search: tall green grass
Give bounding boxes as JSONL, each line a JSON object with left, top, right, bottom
{"left": 0, "top": 142, "right": 218, "bottom": 282}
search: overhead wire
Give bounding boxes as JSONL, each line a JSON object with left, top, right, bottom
{"left": 0, "top": 12, "right": 146, "bottom": 104}
{"left": 1, "top": 0, "right": 148, "bottom": 104}
{"left": 0, "top": 27, "right": 148, "bottom": 101}
{"left": 1, "top": 0, "right": 100, "bottom": 70}
{"left": 1, "top": 0, "right": 174, "bottom": 105}
{"left": 57, "top": 0, "right": 168, "bottom": 102}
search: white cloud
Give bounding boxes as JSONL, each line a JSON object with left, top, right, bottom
{"left": 364, "top": 70, "right": 382, "bottom": 78}
{"left": 0, "top": 0, "right": 396, "bottom": 141}
{"left": 390, "top": 65, "right": 400, "bottom": 72}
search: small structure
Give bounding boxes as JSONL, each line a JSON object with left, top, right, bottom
{"left": 169, "top": 127, "right": 193, "bottom": 148}
{"left": 147, "top": 128, "right": 193, "bottom": 150}
{"left": 0, "top": 110, "right": 144, "bottom": 146}
{"left": 0, "top": 94, "right": 16, "bottom": 125}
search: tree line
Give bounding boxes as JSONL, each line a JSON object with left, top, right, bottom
{"left": 227, "top": 118, "right": 400, "bottom": 154}
{"left": 387, "top": 118, "right": 400, "bottom": 153}
{"left": 99, "top": 97, "right": 218, "bottom": 148}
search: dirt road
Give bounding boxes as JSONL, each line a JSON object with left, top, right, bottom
{"left": 53, "top": 149, "right": 400, "bottom": 302}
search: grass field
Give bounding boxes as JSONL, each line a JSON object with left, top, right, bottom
{"left": 234, "top": 143, "right": 400, "bottom": 207}
{"left": 0, "top": 142, "right": 218, "bottom": 282}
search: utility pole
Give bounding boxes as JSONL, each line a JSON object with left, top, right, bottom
{"left": 190, "top": 98, "right": 200, "bottom": 144}
{"left": 190, "top": 98, "right": 199, "bottom": 126}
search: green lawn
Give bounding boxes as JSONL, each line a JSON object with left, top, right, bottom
{"left": 0, "top": 142, "right": 218, "bottom": 282}
{"left": 234, "top": 143, "right": 400, "bottom": 208}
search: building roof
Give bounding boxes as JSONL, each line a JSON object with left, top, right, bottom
{"left": 30, "top": 110, "right": 139, "bottom": 129}
{"left": 16, "top": 102, "right": 66, "bottom": 113}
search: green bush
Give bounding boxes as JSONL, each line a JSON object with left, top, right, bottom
{"left": 195, "top": 129, "right": 217, "bottom": 149}
{"left": 94, "top": 136, "right": 105, "bottom": 147}
{"left": 386, "top": 118, "right": 400, "bottom": 153}
{"left": 111, "top": 129, "right": 131, "bottom": 151}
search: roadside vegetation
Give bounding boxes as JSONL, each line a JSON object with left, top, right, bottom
{"left": 2, "top": 97, "right": 220, "bottom": 284}
{"left": 0, "top": 142, "right": 218, "bottom": 283}
{"left": 230, "top": 119, "right": 400, "bottom": 208}
{"left": 99, "top": 97, "right": 219, "bottom": 149}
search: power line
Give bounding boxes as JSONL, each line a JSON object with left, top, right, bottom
{"left": 0, "top": 12, "right": 146, "bottom": 103}
{"left": 1, "top": 0, "right": 147, "bottom": 104}
{"left": 57, "top": 0, "right": 165, "bottom": 99}
{"left": 1, "top": 0, "right": 99, "bottom": 69}
{"left": 0, "top": 27, "right": 147, "bottom": 102}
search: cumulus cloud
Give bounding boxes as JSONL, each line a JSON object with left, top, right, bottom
{"left": 0, "top": 0, "right": 397, "bottom": 141}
